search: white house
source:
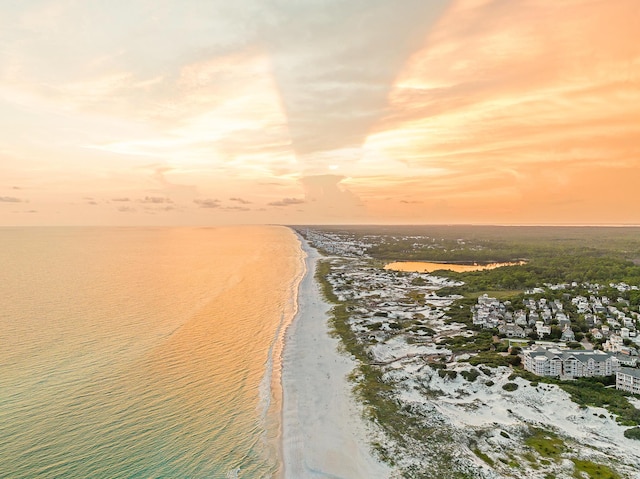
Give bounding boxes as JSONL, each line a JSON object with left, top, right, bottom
{"left": 561, "top": 325, "right": 575, "bottom": 342}
{"left": 603, "top": 334, "right": 624, "bottom": 353}
{"left": 498, "top": 323, "right": 526, "bottom": 338}
{"left": 536, "top": 321, "right": 551, "bottom": 338}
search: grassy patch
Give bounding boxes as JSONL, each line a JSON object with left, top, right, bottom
{"left": 468, "top": 351, "right": 516, "bottom": 368}
{"left": 571, "top": 459, "right": 620, "bottom": 479}
{"left": 502, "top": 382, "right": 519, "bottom": 392}
{"left": 444, "top": 330, "right": 496, "bottom": 353}
{"left": 473, "top": 448, "right": 494, "bottom": 466}
{"left": 524, "top": 429, "right": 565, "bottom": 462}
{"left": 522, "top": 451, "right": 539, "bottom": 468}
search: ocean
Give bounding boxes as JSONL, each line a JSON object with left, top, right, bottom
{"left": 0, "top": 226, "right": 304, "bottom": 478}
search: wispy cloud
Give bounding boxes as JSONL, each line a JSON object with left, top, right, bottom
{"left": 223, "top": 206, "right": 250, "bottom": 212}
{"left": 0, "top": 196, "right": 23, "bottom": 202}
{"left": 138, "top": 196, "right": 173, "bottom": 204}
{"left": 193, "top": 198, "right": 220, "bottom": 208}
{"left": 267, "top": 197, "right": 305, "bottom": 207}
{"left": 229, "top": 197, "right": 251, "bottom": 204}
{"left": 1, "top": 0, "right": 638, "bottom": 225}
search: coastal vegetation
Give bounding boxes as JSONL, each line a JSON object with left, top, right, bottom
{"left": 301, "top": 225, "right": 640, "bottom": 478}
{"left": 316, "top": 259, "right": 475, "bottom": 478}
{"left": 623, "top": 427, "right": 640, "bottom": 440}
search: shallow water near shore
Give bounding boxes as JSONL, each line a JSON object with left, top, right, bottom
{"left": 0, "top": 226, "right": 303, "bottom": 478}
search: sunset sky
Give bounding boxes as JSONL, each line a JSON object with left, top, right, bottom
{"left": 1, "top": 0, "right": 639, "bottom": 225}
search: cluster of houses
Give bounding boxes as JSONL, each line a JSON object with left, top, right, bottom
{"left": 473, "top": 289, "right": 640, "bottom": 390}
{"left": 473, "top": 290, "right": 639, "bottom": 348}
{"left": 571, "top": 293, "right": 639, "bottom": 343}
{"left": 472, "top": 294, "right": 577, "bottom": 342}
{"left": 302, "top": 229, "right": 370, "bottom": 257}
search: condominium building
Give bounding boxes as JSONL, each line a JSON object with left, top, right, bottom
{"left": 522, "top": 346, "right": 619, "bottom": 378}
{"left": 616, "top": 367, "right": 640, "bottom": 395}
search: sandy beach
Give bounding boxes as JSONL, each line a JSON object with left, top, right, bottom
{"left": 280, "top": 235, "right": 391, "bottom": 479}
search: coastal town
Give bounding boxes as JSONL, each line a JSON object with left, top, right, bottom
{"left": 298, "top": 227, "right": 640, "bottom": 479}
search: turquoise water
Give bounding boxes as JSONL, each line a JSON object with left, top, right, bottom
{"left": 0, "top": 226, "right": 303, "bottom": 478}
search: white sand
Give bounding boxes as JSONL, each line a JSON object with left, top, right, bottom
{"left": 280, "top": 236, "right": 391, "bottom": 479}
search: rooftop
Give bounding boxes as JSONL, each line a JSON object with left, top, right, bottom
{"left": 618, "top": 367, "right": 640, "bottom": 379}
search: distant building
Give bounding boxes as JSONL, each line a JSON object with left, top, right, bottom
{"left": 522, "top": 346, "right": 619, "bottom": 378}
{"left": 614, "top": 354, "right": 638, "bottom": 368}
{"left": 498, "top": 323, "right": 526, "bottom": 338}
{"left": 535, "top": 321, "right": 551, "bottom": 338}
{"left": 603, "top": 334, "right": 624, "bottom": 353}
{"left": 616, "top": 368, "right": 640, "bottom": 395}
{"left": 561, "top": 325, "right": 575, "bottom": 342}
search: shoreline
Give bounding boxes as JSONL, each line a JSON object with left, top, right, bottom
{"left": 279, "top": 232, "right": 391, "bottom": 478}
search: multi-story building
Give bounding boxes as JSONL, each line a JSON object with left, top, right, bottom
{"left": 616, "top": 367, "right": 640, "bottom": 395}
{"left": 522, "top": 346, "right": 619, "bottom": 378}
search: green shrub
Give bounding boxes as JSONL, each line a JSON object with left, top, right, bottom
{"left": 461, "top": 369, "right": 481, "bottom": 382}
{"left": 506, "top": 355, "right": 521, "bottom": 366}
{"left": 438, "top": 369, "right": 458, "bottom": 380}
{"left": 624, "top": 427, "right": 640, "bottom": 440}
{"left": 469, "top": 351, "right": 512, "bottom": 367}
{"left": 503, "top": 382, "right": 519, "bottom": 392}
{"left": 428, "top": 361, "right": 446, "bottom": 370}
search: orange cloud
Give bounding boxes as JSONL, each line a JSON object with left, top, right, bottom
{"left": 359, "top": 0, "right": 640, "bottom": 224}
